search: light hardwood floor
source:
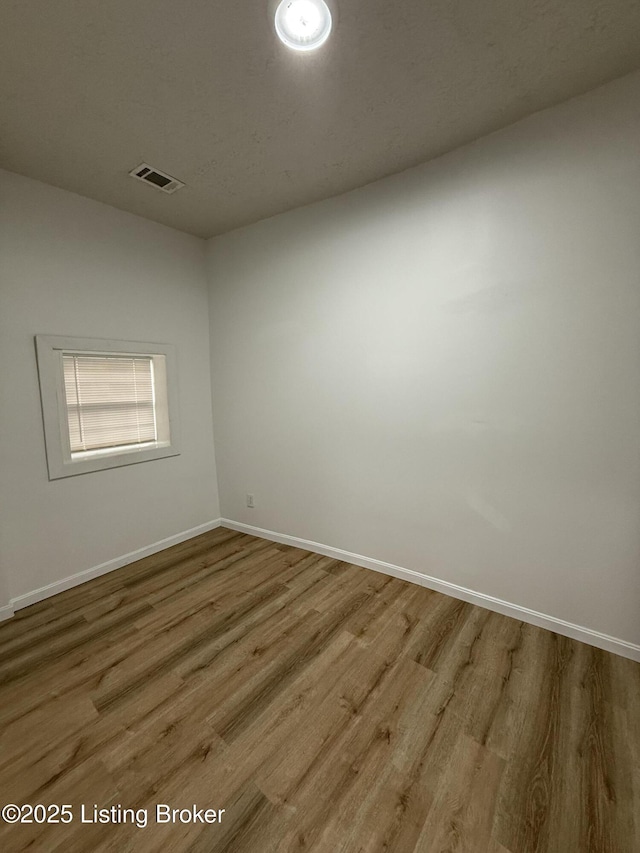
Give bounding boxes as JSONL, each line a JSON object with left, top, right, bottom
{"left": 0, "top": 527, "right": 638, "bottom": 852}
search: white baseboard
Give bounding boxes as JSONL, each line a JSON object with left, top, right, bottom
{"left": 222, "top": 519, "right": 640, "bottom": 663}
{"left": 10, "top": 519, "right": 223, "bottom": 612}
{"left": 0, "top": 602, "right": 15, "bottom": 622}
{"left": 5, "top": 515, "right": 638, "bottom": 663}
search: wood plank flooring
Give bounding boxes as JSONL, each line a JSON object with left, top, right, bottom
{"left": 0, "top": 527, "right": 638, "bottom": 852}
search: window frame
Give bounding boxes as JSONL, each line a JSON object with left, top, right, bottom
{"left": 35, "top": 335, "right": 181, "bottom": 480}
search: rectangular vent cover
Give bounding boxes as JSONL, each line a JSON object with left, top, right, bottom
{"left": 129, "top": 163, "right": 185, "bottom": 194}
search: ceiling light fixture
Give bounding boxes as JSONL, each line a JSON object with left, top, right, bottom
{"left": 274, "top": 0, "right": 332, "bottom": 52}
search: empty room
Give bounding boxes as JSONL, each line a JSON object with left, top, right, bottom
{"left": 1, "top": 1, "right": 639, "bottom": 851}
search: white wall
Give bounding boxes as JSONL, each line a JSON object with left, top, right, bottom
{"left": 207, "top": 71, "right": 640, "bottom": 649}
{"left": 0, "top": 170, "right": 220, "bottom": 606}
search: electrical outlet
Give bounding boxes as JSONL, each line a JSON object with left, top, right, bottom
{"left": 246, "top": 493, "right": 255, "bottom": 508}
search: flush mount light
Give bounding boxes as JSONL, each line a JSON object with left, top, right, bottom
{"left": 274, "top": 0, "right": 332, "bottom": 52}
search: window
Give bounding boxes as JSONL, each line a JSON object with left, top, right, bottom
{"left": 35, "top": 336, "right": 180, "bottom": 479}
{"left": 62, "top": 353, "right": 166, "bottom": 457}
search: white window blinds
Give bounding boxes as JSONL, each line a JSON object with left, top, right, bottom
{"left": 62, "top": 354, "right": 157, "bottom": 453}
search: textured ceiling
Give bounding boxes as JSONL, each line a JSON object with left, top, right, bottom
{"left": 1, "top": 0, "right": 640, "bottom": 238}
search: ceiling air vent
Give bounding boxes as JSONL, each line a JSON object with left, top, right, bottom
{"left": 129, "top": 163, "right": 185, "bottom": 194}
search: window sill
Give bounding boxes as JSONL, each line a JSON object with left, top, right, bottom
{"left": 52, "top": 443, "right": 180, "bottom": 480}
{"left": 70, "top": 440, "right": 171, "bottom": 462}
